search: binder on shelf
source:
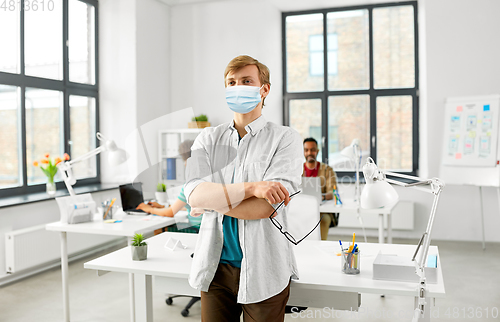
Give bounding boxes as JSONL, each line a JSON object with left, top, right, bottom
{"left": 166, "top": 134, "right": 180, "bottom": 157}
{"left": 166, "top": 158, "right": 177, "bottom": 180}
{"left": 161, "top": 159, "right": 167, "bottom": 180}
{"left": 176, "top": 158, "right": 185, "bottom": 182}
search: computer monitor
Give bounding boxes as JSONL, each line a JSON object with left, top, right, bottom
{"left": 119, "top": 183, "right": 146, "bottom": 214}
{"left": 301, "top": 177, "right": 322, "bottom": 204}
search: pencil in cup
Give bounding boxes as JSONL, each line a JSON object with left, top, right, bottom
{"left": 341, "top": 250, "right": 360, "bottom": 274}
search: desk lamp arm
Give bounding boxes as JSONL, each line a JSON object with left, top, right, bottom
{"left": 375, "top": 170, "right": 444, "bottom": 268}
{"left": 58, "top": 133, "right": 115, "bottom": 197}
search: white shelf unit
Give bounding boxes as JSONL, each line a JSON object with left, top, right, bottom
{"left": 158, "top": 128, "right": 202, "bottom": 188}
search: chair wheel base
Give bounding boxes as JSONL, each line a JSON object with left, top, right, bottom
{"left": 181, "top": 309, "right": 189, "bottom": 317}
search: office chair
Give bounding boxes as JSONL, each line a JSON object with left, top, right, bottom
{"left": 165, "top": 295, "right": 200, "bottom": 317}
{"left": 284, "top": 194, "right": 320, "bottom": 314}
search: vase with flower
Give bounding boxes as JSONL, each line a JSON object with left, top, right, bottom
{"left": 33, "top": 153, "right": 70, "bottom": 196}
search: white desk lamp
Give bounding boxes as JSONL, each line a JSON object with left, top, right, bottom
{"left": 340, "top": 138, "right": 367, "bottom": 242}
{"left": 360, "top": 157, "right": 445, "bottom": 321}
{"left": 58, "top": 132, "right": 128, "bottom": 196}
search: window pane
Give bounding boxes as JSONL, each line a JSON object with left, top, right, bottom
{"left": 0, "top": 85, "right": 21, "bottom": 188}
{"left": 289, "top": 99, "right": 323, "bottom": 160}
{"left": 328, "top": 95, "right": 370, "bottom": 171}
{"left": 327, "top": 10, "right": 369, "bottom": 90}
{"left": 373, "top": 5, "right": 415, "bottom": 89}
{"left": 25, "top": 0, "right": 63, "bottom": 80}
{"left": 376, "top": 96, "right": 412, "bottom": 171}
{"left": 70, "top": 95, "right": 96, "bottom": 179}
{"left": 286, "top": 14, "right": 324, "bottom": 92}
{"left": 26, "top": 88, "right": 64, "bottom": 185}
{"left": 0, "top": 9, "right": 20, "bottom": 74}
{"left": 69, "top": 0, "right": 96, "bottom": 84}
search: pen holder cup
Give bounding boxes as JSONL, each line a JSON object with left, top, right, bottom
{"left": 341, "top": 250, "right": 360, "bottom": 275}
{"left": 103, "top": 205, "right": 118, "bottom": 220}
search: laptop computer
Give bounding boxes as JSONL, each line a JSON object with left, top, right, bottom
{"left": 301, "top": 177, "right": 323, "bottom": 204}
{"left": 119, "top": 183, "right": 147, "bottom": 215}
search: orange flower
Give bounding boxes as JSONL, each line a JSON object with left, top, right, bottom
{"left": 64, "top": 153, "right": 70, "bottom": 161}
{"left": 33, "top": 161, "right": 39, "bottom": 167}
{"left": 41, "top": 159, "right": 49, "bottom": 164}
{"left": 45, "top": 153, "right": 50, "bottom": 158}
{"left": 55, "top": 157, "right": 62, "bottom": 165}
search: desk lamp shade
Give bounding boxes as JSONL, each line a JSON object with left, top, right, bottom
{"left": 360, "top": 158, "right": 399, "bottom": 209}
{"left": 340, "top": 139, "right": 360, "bottom": 160}
{"left": 105, "top": 140, "right": 127, "bottom": 166}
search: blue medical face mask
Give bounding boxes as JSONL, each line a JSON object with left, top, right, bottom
{"left": 225, "top": 85, "right": 264, "bottom": 114}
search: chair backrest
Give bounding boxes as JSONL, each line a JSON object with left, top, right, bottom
{"left": 286, "top": 194, "right": 321, "bottom": 241}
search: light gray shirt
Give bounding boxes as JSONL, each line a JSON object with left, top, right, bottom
{"left": 184, "top": 115, "right": 303, "bottom": 304}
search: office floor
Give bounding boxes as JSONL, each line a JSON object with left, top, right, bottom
{"left": 1, "top": 236, "right": 499, "bottom": 322}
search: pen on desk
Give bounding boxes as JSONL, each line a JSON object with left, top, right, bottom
{"left": 339, "top": 240, "right": 344, "bottom": 251}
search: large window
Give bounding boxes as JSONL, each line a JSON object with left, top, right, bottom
{"left": 0, "top": 0, "right": 99, "bottom": 197}
{"left": 283, "top": 2, "right": 418, "bottom": 175}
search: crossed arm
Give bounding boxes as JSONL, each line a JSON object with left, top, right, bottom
{"left": 188, "top": 181, "right": 290, "bottom": 220}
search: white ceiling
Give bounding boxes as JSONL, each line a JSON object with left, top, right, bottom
{"left": 157, "top": 0, "right": 404, "bottom": 11}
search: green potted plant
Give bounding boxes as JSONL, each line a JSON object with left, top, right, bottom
{"left": 155, "top": 183, "right": 168, "bottom": 204}
{"left": 188, "top": 114, "right": 211, "bottom": 128}
{"left": 131, "top": 233, "right": 148, "bottom": 261}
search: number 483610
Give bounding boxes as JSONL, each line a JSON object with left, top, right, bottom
{"left": 1, "top": 0, "right": 55, "bottom": 11}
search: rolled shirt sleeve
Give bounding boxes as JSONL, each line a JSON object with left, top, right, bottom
{"left": 184, "top": 130, "right": 213, "bottom": 204}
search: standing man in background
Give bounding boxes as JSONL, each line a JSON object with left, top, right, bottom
{"left": 184, "top": 55, "right": 303, "bottom": 322}
{"left": 303, "top": 137, "right": 339, "bottom": 240}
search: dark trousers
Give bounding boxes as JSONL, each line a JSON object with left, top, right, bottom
{"left": 201, "top": 263, "right": 290, "bottom": 322}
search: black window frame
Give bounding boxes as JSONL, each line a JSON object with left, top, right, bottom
{"left": 0, "top": 0, "right": 100, "bottom": 198}
{"left": 282, "top": 1, "right": 419, "bottom": 177}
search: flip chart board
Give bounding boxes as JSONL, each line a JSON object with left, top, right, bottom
{"left": 440, "top": 95, "right": 500, "bottom": 186}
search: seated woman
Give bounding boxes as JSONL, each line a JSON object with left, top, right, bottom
{"left": 135, "top": 139, "right": 201, "bottom": 234}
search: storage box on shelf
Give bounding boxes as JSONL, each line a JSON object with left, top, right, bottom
{"left": 158, "top": 129, "right": 203, "bottom": 189}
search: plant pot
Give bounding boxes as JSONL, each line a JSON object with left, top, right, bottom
{"left": 188, "top": 121, "right": 211, "bottom": 129}
{"left": 155, "top": 192, "right": 168, "bottom": 204}
{"left": 131, "top": 245, "right": 148, "bottom": 261}
{"left": 46, "top": 181, "right": 56, "bottom": 196}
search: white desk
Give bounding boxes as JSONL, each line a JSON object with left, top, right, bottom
{"left": 84, "top": 232, "right": 445, "bottom": 322}
{"left": 320, "top": 199, "right": 398, "bottom": 244}
{"left": 46, "top": 214, "right": 175, "bottom": 322}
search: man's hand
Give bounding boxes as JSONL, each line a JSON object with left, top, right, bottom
{"left": 252, "top": 181, "right": 290, "bottom": 206}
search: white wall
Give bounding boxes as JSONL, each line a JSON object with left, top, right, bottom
{"left": 0, "top": 190, "right": 122, "bottom": 280}
{"left": 422, "top": 0, "right": 500, "bottom": 242}
{"left": 168, "top": 0, "right": 500, "bottom": 242}
{"left": 99, "top": 0, "right": 171, "bottom": 195}
{"left": 170, "top": 1, "right": 283, "bottom": 126}
{"left": 99, "top": 0, "right": 138, "bottom": 184}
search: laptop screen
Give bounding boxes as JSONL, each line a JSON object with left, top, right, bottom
{"left": 301, "top": 177, "right": 322, "bottom": 203}
{"left": 119, "top": 183, "right": 144, "bottom": 211}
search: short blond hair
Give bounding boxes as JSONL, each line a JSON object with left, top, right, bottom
{"left": 224, "top": 55, "right": 270, "bottom": 106}
{"left": 224, "top": 55, "right": 270, "bottom": 87}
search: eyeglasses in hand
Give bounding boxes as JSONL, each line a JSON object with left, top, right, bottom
{"left": 269, "top": 190, "right": 325, "bottom": 245}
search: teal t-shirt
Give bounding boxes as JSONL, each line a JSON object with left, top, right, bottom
{"left": 178, "top": 186, "right": 202, "bottom": 228}
{"left": 220, "top": 133, "right": 243, "bottom": 268}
